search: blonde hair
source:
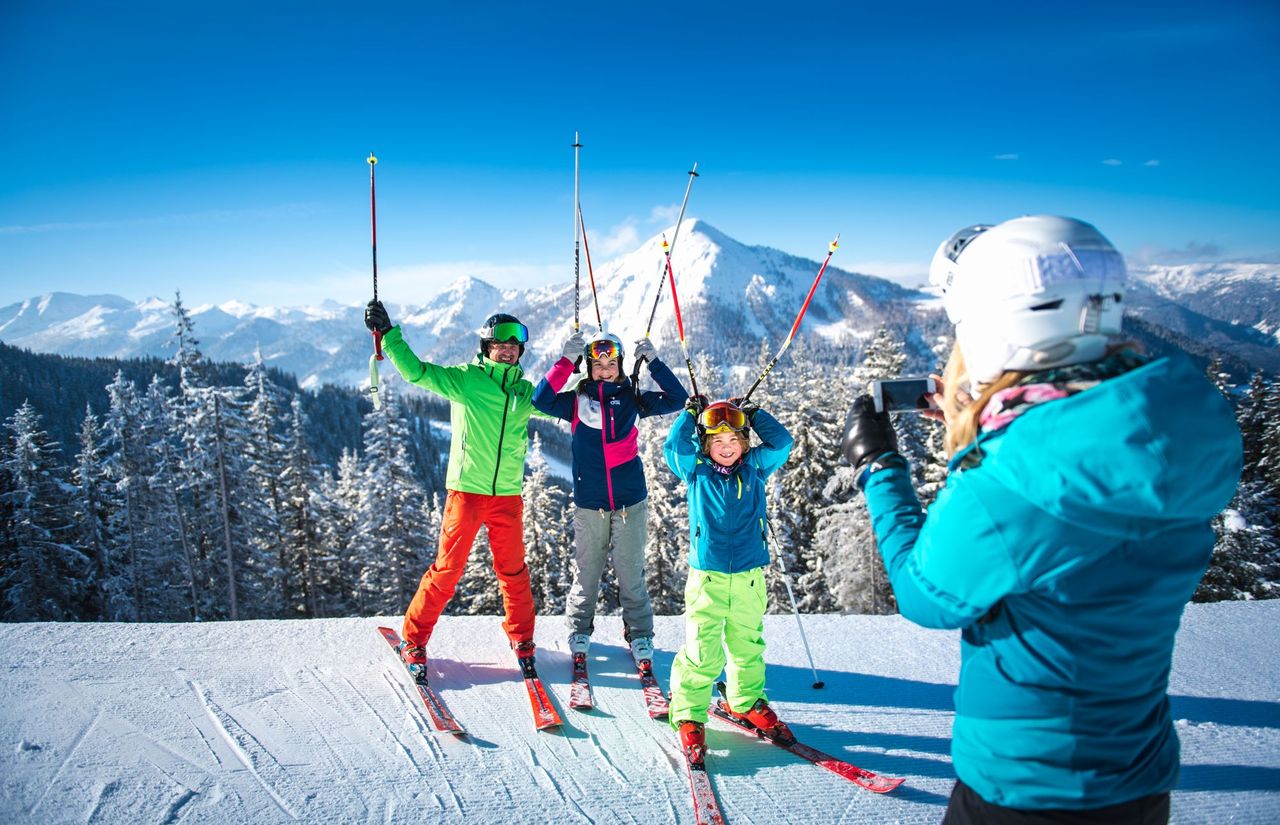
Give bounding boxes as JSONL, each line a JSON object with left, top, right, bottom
{"left": 940, "top": 345, "right": 1026, "bottom": 457}
{"left": 940, "top": 339, "right": 1144, "bottom": 457}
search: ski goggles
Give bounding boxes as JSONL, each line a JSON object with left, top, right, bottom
{"left": 485, "top": 321, "right": 528, "bottom": 344}
{"left": 585, "top": 339, "right": 621, "bottom": 360}
{"left": 698, "top": 405, "right": 747, "bottom": 435}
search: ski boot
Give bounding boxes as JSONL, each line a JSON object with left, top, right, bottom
{"left": 738, "top": 698, "right": 795, "bottom": 745}
{"left": 399, "top": 641, "right": 428, "bottom": 681}
{"left": 629, "top": 636, "right": 655, "bottom": 666}
{"left": 513, "top": 639, "right": 537, "bottom": 679}
{"left": 677, "top": 720, "right": 707, "bottom": 766}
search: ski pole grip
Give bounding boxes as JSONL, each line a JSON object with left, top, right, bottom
{"left": 373, "top": 329, "right": 384, "bottom": 361}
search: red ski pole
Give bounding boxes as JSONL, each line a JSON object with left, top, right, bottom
{"left": 741, "top": 234, "right": 840, "bottom": 402}
{"left": 661, "top": 234, "right": 700, "bottom": 398}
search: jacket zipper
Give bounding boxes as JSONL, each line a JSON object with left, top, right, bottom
{"left": 600, "top": 382, "right": 615, "bottom": 510}
{"left": 492, "top": 366, "right": 511, "bottom": 495}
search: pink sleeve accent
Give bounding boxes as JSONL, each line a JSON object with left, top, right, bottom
{"left": 546, "top": 357, "right": 577, "bottom": 392}
{"left": 602, "top": 427, "right": 639, "bottom": 469}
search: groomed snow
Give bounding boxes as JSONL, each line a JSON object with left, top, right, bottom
{"left": 2, "top": 602, "right": 1277, "bottom": 824}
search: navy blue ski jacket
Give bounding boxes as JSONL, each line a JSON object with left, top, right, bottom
{"left": 533, "top": 356, "right": 688, "bottom": 511}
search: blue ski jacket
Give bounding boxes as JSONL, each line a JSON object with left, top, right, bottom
{"left": 533, "top": 356, "right": 687, "bottom": 511}
{"left": 665, "top": 409, "right": 793, "bottom": 574}
{"left": 862, "top": 353, "right": 1242, "bottom": 810}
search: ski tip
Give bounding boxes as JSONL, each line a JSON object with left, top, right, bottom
{"left": 862, "top": 776, "right": 906, "bottom": 794}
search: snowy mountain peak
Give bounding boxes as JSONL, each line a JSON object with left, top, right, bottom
{"left": 3, "top": 226, "right": 1276, "bottom": 386}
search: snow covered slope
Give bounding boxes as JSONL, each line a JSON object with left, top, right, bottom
{"left": 2, "top": 603, "right": 1277, "bottom": 824}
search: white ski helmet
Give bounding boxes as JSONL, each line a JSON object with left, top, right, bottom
{"left": 928, "top": 215, "right": 1127, "bottom": 384}
{"left": 583, "top": 331, "right": 624, "bottom": 362}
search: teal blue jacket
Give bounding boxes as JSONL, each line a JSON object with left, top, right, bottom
{"left": 665, "top": 409, "right": 793, "bottom": 573}
{"left": 863, "top": 353, "right": 1241, "bottom": 809}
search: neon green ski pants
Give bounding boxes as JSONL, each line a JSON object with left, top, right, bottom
{"left": 668, "top": 566, "right": 769, "bottom": 726}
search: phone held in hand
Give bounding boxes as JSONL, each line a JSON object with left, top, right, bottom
{"left": 872, "top": 377, "right": 938, "bottom": 414}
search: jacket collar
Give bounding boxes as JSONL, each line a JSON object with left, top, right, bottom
{"left": 477, "top": 354, "right": 524, "bottom": 382}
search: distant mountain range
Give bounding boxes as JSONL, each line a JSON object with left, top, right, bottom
{"left": 3, "top": 222, "right": 1278, "bottom": 386}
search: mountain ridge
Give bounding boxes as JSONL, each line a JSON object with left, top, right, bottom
{"left": 3, "top": 223, "right": 1277, "bottom": 386}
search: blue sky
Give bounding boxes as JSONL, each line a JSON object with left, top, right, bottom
{"left": 2, "top": 0, "right": 1278, "bottom": 309}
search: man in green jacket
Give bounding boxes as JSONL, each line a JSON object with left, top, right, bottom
{"left": 365, "top": 302, "right": 540, "bottom": 670}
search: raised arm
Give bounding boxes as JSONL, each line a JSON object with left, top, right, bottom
{"left": 381, "top": 326, "right": 470, "bottom": 400}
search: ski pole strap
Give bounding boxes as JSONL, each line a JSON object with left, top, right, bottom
{"left": 369, "top": 352, "right": 383, "bottom": 410}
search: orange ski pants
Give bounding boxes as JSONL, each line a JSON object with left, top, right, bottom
{"left": 402, "top": 490, "right": 535, "bottom": 648}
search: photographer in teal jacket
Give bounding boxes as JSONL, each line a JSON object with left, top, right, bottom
{"left": 843, "top": 216, "right": 1242, "bottom": 823}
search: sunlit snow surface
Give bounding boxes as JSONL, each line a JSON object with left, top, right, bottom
{"left": 2, "top": 603, "right": 1277, "bottom": 823}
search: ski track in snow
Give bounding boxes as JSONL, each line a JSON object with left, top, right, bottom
{"left": 189, "top": 679, "right": 301, "bottom": 820}
{"left": 27, "top": 709, "right": 101, "bottom": 817}
{"left": 1, "top": 608, "right": 1278, "bottom": 823}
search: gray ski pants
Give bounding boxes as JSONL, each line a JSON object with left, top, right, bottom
{"left": 566, "top": 498, "right": 655, "bottom": 640}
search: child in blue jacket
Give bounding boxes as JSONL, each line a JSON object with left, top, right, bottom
{"left": 533, "top": 331, "right": 687, "bottom": 665}
{"left": 664, "top": 397, "right": 794, "bottom": 764}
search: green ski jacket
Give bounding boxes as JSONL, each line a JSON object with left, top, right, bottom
{"left": 382, "top": 326, "right": 536, "bottom": 496}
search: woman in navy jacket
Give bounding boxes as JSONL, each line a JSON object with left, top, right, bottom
{"left": 843, "top": 216, "right": 1242, "bottom": 823}
{"left": 533, "top": 332, "right": 688, "bottom": 663}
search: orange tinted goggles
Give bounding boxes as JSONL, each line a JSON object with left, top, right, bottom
{"left": 586, "top": 340, "right": 621, "bottom": 360}
{"left": 698, "top": 405, "right": 747, "bottom": 434}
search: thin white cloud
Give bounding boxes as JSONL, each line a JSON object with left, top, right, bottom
{"left": 648, "top": 204, "right": 680, "bottom": 225}
{"left": 1144, "top": 159, "right": 1160, "bottom": 167}
{"left": 596, "top": 220, "right": 641, "bottom": 257}
{"left": 1102, "top": 158, "right": 1123, "bottom": 166}
{"left": 994, "top": 153, "right": 1019, "bottom": 161}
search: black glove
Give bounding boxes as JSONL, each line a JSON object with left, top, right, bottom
{"left": 685, "top": 394, "right": 709, "bottom": 417}
{"left": 842, "top": 395, "right": 901, "bottom": 476}
{"left": 728, "top": 397, "right": 760, "bottom": 421}
{"left": 364, "top": 300, "right": 392, "bottom": 335}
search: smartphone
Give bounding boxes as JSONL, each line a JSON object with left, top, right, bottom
{"left": 872, "top": 377, "right": 938, "bottom": 414}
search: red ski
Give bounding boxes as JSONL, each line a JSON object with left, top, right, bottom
{"left": 709, "top": 695, "right": 902, "bottom": 794}
{"left": 634, "top": 656, "right": 670, "bottom": 719}
{"left": 376, "top": 626, "right": 464, "bottom": 735}
{"left": 569, "top": 652, "right": 593, "bottom": 711}
{"left": 517, "top": 654, "right": 563, "bottom": 730}
{"left": 683, "top": 742, "right": 727, "bottom": 825}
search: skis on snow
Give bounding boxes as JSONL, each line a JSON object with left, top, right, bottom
{"left": 710, "top": 682, "right": 903, "bottom": 794}
{"left": 634, "top": 656, "right": 670, "bottom": 719}
{"left": 518, "top": 652, "right": 564, "bottom": 730}
{"left": 683, "top": 747, "right": 727, "bottom": 825}
{"left": 376, "top": 626, "right": 464, "bottom": 735}
{"left": 569, "top": 652, "right": 594, "bottom": 710}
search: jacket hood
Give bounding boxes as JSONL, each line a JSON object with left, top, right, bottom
{"left": 963, "top": 354, "right": 1241, "bottom": 540}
